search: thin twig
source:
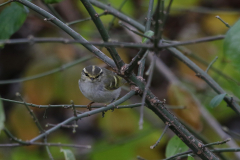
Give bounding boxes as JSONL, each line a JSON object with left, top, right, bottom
{"left": 40, "top": 0, "right": 64, "bottom": 22}
{"left": 107, "top": 0, "right": 128, "bottom": 31}
{"left": 124, "top": 24, "right": 231, "bottom": 160}
{"left": 119, "top": 21, "right": 153, "bottom": 41}
{"left": 0, "top": 143, "right": 91, "bottom": 148}
{"left": 216, "top": 15, "right": 231, "bottom": 28}
{"left": 179, "top": 46, "right": 240, "bottom": 85}
{"left": 71, "top": 100, "right": 78, "bottom": 117}
{"left": 44, "top": 136, "right": 54, "bottom": 160}
{"left": 139, "top": 54, "right": 156, "bottom": 130}
{"left": 167, "top": 47, "right": 240, "bottom": 115}
{"left": 162, "top": 0, "right": 173, "bottom": 29}
{"left": 0, "top": 55, "right": 93, "bottom": 84}
{"left": 222, "top": 127, "right": 240, "bottom": 139}
{"left": 89, "top": 0, "right": 145, "bottom": 31}
{"left": 178, "top": 147, "right": 240, "bottom": 159}
{"left": 46, "top": 123, "right": 78, "bottom": 129}
{"left": 66, "top": 12, "right": 106, "bottom": 26}
{"left": 154, "top": 0, "right": 161, "bottom": 47}
{"left": 206, "top": 56, "right": 218, "bottom": 73}
{"left": 16, "top": 93, "right": 44, "bottom": 133}
{"left": 0, "top": 37, "right": 152, "bottom": 48}
{"left": 138, "top": 50, "right": 149, "bottom": 77}
{"left": 150, "top": 124, "right": 169, "bottom": 149}
{"left": 16, "top": 0, "right": 117, "bottom": 69}
{"left": 0, "top": 97, "right": 142, "bottom": 109}
{"left": 165, "top": 139, "right": 231, "bottom": 160}
{"left": 137, "top": 0, "right": 154, "bottom": 78}
{"left": 29, "top": 91, "right": 136, "bottom": 142}
{"left": 0, "top": 0, "right": 11, "bottom": 7}
{"left": 80, "top": 0, "right": 124, "bottom": 70}
{"left": 204, "top": 138, "right": 231, "bottom": 147}
{"left": 71, "top": 100, "right": 78, "bottom": 133}
{"left": 0, "top": 35, "right": 225, "bottom": 49}
{"left": 16, "top": 92, "right": 54, "bottom": 159}
{"left": 124, "top": 48, "right": 148, "bottom": 75}
{"left": 145, "top": 0, "right": 154, "bottom": 32}
{"left": 172, "top": 6, "right": 240, "bottom": 14}
{"left": 157, "top": 0, "right": 165, "bottom": 41}
{"left": 2, "top": 128, "right": 91, "bottom": 148}
{"left": 159, "top": 35, "right": 225, "bottom": 48}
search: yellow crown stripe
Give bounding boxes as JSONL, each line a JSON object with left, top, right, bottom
{"left": 113, "top": 76, "right": 118, "bottom": 87}
{"left": 83, "top": 68, "right": 88, "bottom": 73}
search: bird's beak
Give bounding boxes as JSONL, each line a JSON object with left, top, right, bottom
{"left": 90, "top": 77, "right": 94, "bottom": 81}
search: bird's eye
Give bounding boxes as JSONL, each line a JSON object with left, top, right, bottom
{"left": 95, "top": 75, "right": 100, "bottom": 79}
{"left": 85, "top": 72, "right": 89, "bottom": 77}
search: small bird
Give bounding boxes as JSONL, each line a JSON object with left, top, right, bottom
{"left": 79, "top": 65, "right": 126, "bottom": 110}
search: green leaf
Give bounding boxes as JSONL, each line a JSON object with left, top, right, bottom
{"left": 224, "top": 19, "right": 240, "bottom": 70}
{"left": 142, "top": 30, "right": 154, "bottom": 43}
{"left": 165, "top": 135, "right": 189, "bottom": 158}
{"left": 0, "top": 97, "right": 5, "bottom": 133}
{"left": 209, "top": 93, "right": 226, "bottom": 108}
{"left": 60, "top": 149, "right": 76, "bottom": 160}
{"left": 0, "top": 2, "right": 28, "bottom": 40}
{"left": 187, "top": 155, "right": 195, "bottom": 160}
{"left": 44, "top": 0, "right": 63, "bottom": 4}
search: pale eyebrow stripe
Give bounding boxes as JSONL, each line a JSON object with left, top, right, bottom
{"left": 83, "top": 68, "right": 88, "bottom": 73}
{"left": 113, "top": 76, "right": 118, "bottom": 87}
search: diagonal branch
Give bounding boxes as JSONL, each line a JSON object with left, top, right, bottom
{"left": 0, "top": 55, "right": 93, "bottom": 84}
{"left": 89, "top": 0, "right": 145, "bottom": 32}
{"left": 14, "top": 0, "right": 116, "bottom": 69}
{"left": 80, "top": 0, "right": 125, "bottom": 70}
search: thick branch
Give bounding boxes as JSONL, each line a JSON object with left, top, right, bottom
{"left": 128, "top": 74, "right": 219, "bottom": 160}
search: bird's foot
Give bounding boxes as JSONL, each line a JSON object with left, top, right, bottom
{"left": 87, "top": 102, "right": 95, "bottom": 111}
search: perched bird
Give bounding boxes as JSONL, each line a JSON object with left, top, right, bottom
{"left": 79, "top": 65, "right": 126, "bottom": 110}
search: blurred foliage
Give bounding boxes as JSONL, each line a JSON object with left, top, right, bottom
{"left": 0, "top": 0, "right": 240, "bottom": 159}
{"left": 165, "top": 135, "right": 189, "bottom": 158}
{"left": 209, "top": 93, "right": 227, "bottom": 108}
{"left": 224, "top": 19, "right": 240, "bottom": 70}
{"left": 0, "top": 2, "right": 28, "bottom": 40}
{"left": 188, "top": 155, "right": 195, "bottom": 160}
{"left": 60, "top": 149, "right": 76, "bottom": 160}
